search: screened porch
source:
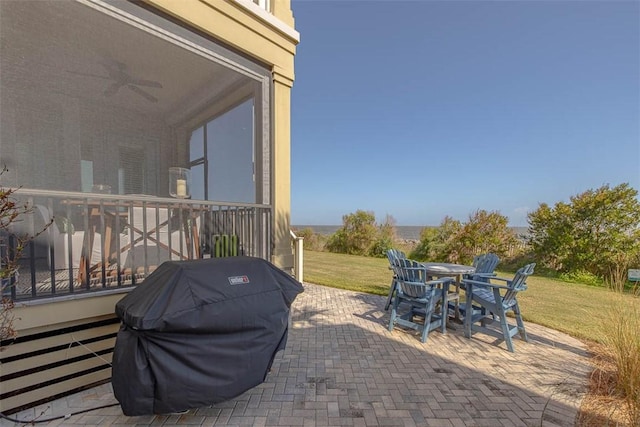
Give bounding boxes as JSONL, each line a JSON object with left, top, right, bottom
{"left": 1, "top": 0, "right": 276, "bottom": 303}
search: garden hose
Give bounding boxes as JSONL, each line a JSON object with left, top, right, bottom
{"left": 0, "top": 402, "right": 120, "bottom": 424}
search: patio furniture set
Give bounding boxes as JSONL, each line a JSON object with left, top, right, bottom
{"left": 385, "top": 250, "right": 535, "bottom": 352}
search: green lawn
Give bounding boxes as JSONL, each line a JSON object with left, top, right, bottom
{"left": 302, "top": 250, "right": 638, "bottom": 343}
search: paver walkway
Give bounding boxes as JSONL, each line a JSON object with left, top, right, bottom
{"left": 4, "top": 283, "right": 591, "bottom": 427}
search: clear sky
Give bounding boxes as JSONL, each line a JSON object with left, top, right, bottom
{"left": 290, "top": 0, "right": 640, "bottom": 227}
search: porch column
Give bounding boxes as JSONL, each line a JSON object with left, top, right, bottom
{"left": 271, "top": 68, "right": 294, "bottom": 271}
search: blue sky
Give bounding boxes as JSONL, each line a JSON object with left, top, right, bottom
{"left": 290, "top": 0, "right": 640, "bottom": 226}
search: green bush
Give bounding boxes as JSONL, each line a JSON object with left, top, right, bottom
{"left": 409, "top": 227, "right": 440, "bottom": 261}
{"left": 559, "top": 270, "right": 603, "bottom": 287}
{"left": 368, "top": 215, "right": 397, "bottom": 258}
{"left": 326, "top": 211, "right": 399, "bottom": 257}
{"left": 293, "top": 227, "right": 326, "bottom": 251}
{"left": 326, "top": 210, "right": 378, "bottom": 255}
{"left": 369, "top": 234, "right": 394, "bottom": 258}
{"left": 499, "top": 251, "right": 542, "bottom": 274}
{"left": 528, "top": 183, "right": 640, "bottom": 280}
{"left": 410, "top": 211, "right": 517, "bottom": 265}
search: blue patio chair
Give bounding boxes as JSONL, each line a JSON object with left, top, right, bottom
{"left": 384, "top": 249, "right": 406, "bottom": 311}
{"left": 462, "top": 263, "right": 535, "bottom": 352}
{"left": 388, "top": 258, "right": 454, "bottom": 343}
{"left": 447, "top": 253, "right": 500, "bottom": 320}
{"left": 461, "top": 253, "right": 500, "bottom": 289}
{"left": 470, "top": 253, "right": 499, "bottom": 280}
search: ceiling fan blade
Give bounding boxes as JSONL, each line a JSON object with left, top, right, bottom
{"left": 66, "top": 70, "right": 111, "bottom": 81}
{"left": 128, "top": 78, "right": 163, "bottom": 89}
{"left": 104, "top": 82, "right": 122, "bottom": 97}
{"left": 127, "top": 84, "right": 158, "bottom": 103}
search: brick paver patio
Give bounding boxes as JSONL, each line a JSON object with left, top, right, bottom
{"left": 5, "top": 283, "right": 591, "bottom": 426}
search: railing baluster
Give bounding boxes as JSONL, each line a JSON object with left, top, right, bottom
{"left": 7, "top": 189, "right": 273, "bottom": 301}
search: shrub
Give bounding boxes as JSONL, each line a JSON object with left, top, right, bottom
{"left": 1, "top": 166, "right": 52, "bottom": 345}
{"left": 409, "top": 227, "right": 440, "bottom": 261}
{"left": 326, "top": 211, "right": 398, "bottom": 257}
{"left": 410, "top": 211, "right": 518, "bottom": 265}
{"left": 293, "top": 227, "right": 325, "bottom": 251}
{"left": 369, "top": 234, "right": 394, "bottom": 258}
{"left": 368, "top": 215, "right": 397, "bottom": 258}
{"left": 528, "top": 183, "right": 640, "bottom": 280}
{"left": 559, "top": 270, "right": 603, "bottom": 287}
{"left": 445, "top": 210, "right": 519, "bottom": 265}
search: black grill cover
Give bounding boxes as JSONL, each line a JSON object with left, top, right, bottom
{"left": 111, "top": 256, "right": 303, "bottom": 416}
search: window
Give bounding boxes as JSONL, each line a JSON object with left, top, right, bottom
{"left": 189, "top": 99, "right": 255, "bottom": 203}
{"left": 119, "top": 146, "right": 146, "bottom": 195}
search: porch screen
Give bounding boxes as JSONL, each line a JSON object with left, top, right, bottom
{"left": 0, "top": 0, "right": 270, "bottom": 202}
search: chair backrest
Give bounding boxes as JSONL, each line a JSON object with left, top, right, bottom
{"left": 386, "top": 248, "right": 406, "bottom": 265}
{"left": 386, "top": 248, "right": 406, "bottom": 279}
{"left": 503, "top": 263, "right": 535, "bottom": 304}
{"left": 396, "top": 258, "right": 433, "bottom": 298}
{"left": 473, "top": 253, "right": 500, "bottom": 274}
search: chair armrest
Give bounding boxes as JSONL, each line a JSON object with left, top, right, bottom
{"left": 461, "top": 278, "right": 511, "bottom": 290}
{"left": 474, "top": 273, "right": 497, "bottom": 278}
{"left": 489, "top": 276, "right": 519, "bottom": 288}
{"left": 425, "top": 277, "right": 455, "bottom": 286}
{"left": 399, "top": 277, "right": 452, "bottom": 298}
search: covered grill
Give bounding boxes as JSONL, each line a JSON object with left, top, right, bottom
{"left": 111, "top": 256, "right": 304, "bottom": 416}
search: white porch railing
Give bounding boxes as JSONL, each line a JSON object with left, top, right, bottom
{"left": 2, "top": 189, "right": 272, "bottom": 301}
{"left": 290, "top": 229, "right": 303, "bottom": 282}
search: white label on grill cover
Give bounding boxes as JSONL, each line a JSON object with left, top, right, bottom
{"left": 228, "top": 275, "right": 250, "bottom": 285}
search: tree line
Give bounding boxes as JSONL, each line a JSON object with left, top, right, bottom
{"left": 294, "top": 183, "right": 640, "bottom": 290}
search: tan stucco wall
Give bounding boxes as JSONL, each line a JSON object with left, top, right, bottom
{"left": 143, "top": 0, "right": 298, "bottom": 269}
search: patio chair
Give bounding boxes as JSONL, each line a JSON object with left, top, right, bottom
{"left": 388, "top": 258, "right": 454, "bottom": 343}
{"left": 466, "top": 253, "right": 500, "bottom": 284}
{"left": 462, "top": 263, "right": 535, "bottom": 352}
{"left": 384, "top": 249, "right": 406, "bottom": 311}
{"left": 453, "top": 253, "right": 500, "bottom": 319}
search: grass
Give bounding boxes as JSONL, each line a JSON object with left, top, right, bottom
{"left": 303, "top": 249, "right": 640, "bottom": 425}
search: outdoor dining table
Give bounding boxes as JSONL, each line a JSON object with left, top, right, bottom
{"left": 421, "top": 262, "right": 475, "bottom": 323}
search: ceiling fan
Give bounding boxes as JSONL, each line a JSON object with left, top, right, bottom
{"left": 68, "top": 60, "right": 163, "bottom": 103}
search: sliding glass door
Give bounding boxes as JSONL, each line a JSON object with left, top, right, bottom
{"left": 189, "top": 99, "right": 256, "bottom": 203}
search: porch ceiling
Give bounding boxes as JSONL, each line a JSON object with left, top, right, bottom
{"left": 0, "top": 0, "right": 245, "bottom": 118}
